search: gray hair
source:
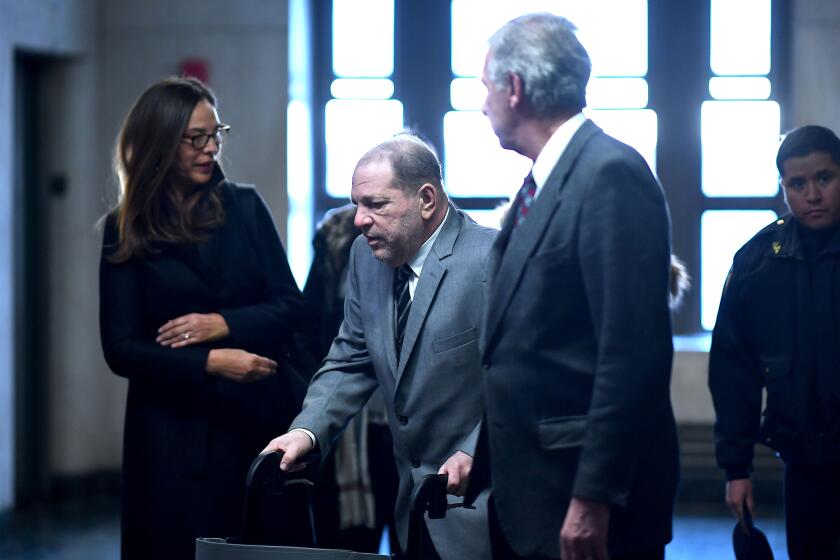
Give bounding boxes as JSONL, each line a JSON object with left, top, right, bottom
{"left": 487, "top": 12, "right": 591, "bottom": 118}
{"left": 356, "top": 132, "right": 446, "bottom": 195}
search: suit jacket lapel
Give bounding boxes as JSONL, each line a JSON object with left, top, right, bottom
{"left": 394, "top": 207, "right": 462, "bottom": 383}
{"left": 483, "top": 120, "right": 601, "bottom": 355}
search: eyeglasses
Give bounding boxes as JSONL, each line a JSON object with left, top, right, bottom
{"left": 182, "top": 125, "right": 231, "bottom": 149}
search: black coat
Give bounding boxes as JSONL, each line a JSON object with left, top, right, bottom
{"left": 710, "top": 216, "right": 840, "bottom": 477}
{"left": 478, "top": 120, "right": 679, "bottom": 558}
{"left": 99, "top": 176, "right": 303, "bottom": 559}
{"left": 302, "top": 204, "right": 359, "bottom": 361}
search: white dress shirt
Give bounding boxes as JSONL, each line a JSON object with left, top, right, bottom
{"left": 403, "top": 207, "right": 449, "bottom": 298}
{"left": 530, "top": 112, "right": 587, "bottom": 200}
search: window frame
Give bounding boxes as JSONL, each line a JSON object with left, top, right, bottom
{"left": 648, "top": 0, "right": 790, "bottom": 333}
{"left": 306, "top": 0, "right": 792, "bottom": 334}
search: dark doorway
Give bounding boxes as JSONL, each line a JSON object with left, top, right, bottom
{"left": 13, "top": 51, "right": 54, "bottom": 506}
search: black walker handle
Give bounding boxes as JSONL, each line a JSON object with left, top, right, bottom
{"left": 403, "top": 474, "right": 473, "bottom": 560}
{"left": 239, "top": 450, "right": 316, "bottom": 545}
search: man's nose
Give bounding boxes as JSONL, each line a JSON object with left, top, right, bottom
{"left": 804, "top": 182, "right": 822, "bottom": 202}
{"left": 354, "top": 208, "right": 371, "bottom": 229}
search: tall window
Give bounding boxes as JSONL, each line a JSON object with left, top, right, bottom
{"left": 326, "top": 0, "right": 403, "bottom": 198}
{"left": 300, "top": 0, "right": 788, "bottom": 335}
{"left": 700, "top": 0, "right": 781, "bottom": 329}
{"left": 446, "top": 0, "right": 654, "bottom": 226}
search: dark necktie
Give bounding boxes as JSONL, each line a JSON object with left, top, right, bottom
{"left": 513, "top": 172, "right": 537, "bottom": 227}
{"left": 394, "top": 264, "right": 413, "bottom": 356}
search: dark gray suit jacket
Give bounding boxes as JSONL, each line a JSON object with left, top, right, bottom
{"left": 292, "top": 207, "right": 494, "bottom": 559}
{"left": 479, "top": 120, "right": 679, "bottom": 558}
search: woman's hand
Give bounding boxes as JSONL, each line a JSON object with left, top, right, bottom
{"left": 157, "top": 313, "right": 230, "bottom": 348}
{"left": 206, "top": 349, "right": 277, "bottom": 383}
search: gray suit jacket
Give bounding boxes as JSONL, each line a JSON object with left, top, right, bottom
{"left": 479, "top": 120, "right": 679, "bottom": 558}
{"left": 292, "top": 207, "right": 494, "bottom": 559}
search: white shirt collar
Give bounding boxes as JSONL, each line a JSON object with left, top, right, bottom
{"left": 405, "top": 207, "right": 449, "bottom": 294}
{"left": 531, "top": 112, "right": 587, "bottom": 198}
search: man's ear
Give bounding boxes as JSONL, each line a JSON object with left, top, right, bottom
{"left": 509, "top": 72, "right": 523, "bottom": 109}
{"left": 418, "top": 183, "right": 437, "bottom": 220}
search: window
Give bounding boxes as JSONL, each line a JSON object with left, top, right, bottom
{"left": 287, "top": 0, "right": 315, "bottom": 286}
{"left": 699, "top": 0, "right": 782, "bottom": 331}
{"left": 326, "top": 0, "right": 403, "bottom": 198}
{"left": 298, "top": 0, "right": 789, "bottom": 334}
{"left": 446, "top": 0, "right": 655, "bottom": 205}
{"left": 700, "top": 210, "right": 777, "bottom": 329}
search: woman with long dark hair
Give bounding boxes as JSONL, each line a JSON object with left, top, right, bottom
{"left": 100, "top": 76, "right": 305, "bottom": 559}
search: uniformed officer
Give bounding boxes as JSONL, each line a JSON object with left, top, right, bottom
{"left": 709, "top": 125, "right": 840, "bottom": 560}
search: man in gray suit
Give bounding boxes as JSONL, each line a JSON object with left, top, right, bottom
{"left": 263, "top": 134, "right": 494, "bottom": 559}
{"left": 472, "top": 13, "right": 679, "bottom": 560}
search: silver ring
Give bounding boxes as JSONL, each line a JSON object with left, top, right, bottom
{"left": 183, "top": 332, "right": 191, "bottom": 340}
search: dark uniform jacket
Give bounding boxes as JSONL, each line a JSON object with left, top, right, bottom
{"left": 710, "top": 215, "right": 840, "bottom": 479}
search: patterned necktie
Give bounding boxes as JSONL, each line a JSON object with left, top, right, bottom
{"left": 513, "top": 172, "right": 537, "bottom": 227}
{"left": 393, "top": 264, "right": 413, "bottom": 356}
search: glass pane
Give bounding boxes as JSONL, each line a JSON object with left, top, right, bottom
{"left": 451, "top": 0, "right": 647, "bottom": 78}
{"left": 710, "top": 0, "right": 771, "bottom": 75}
{"left": 709, "top": 76, "right": 771, "bottom": 100}
{"left": 451, "top": 0, "right": 551, "bottom": 77}
{"left": 701, "top": 210, "right": 778, "bottom": 330}
{"left": 453, "top": 76, "right": 649, "bottom": 112}
{"left": 701, "top": 101, "right": 780, "bottom": 197}
{"left": 587, "top": 77, "right": 648, "bottom": 109}
{"left": 443, "top": 110, "right": 531, "bottom": 197}
{"left": 464, "top": 208, "right": 507, "bottom": 230}
{"left": 575, "top": 1, "right": 647, "bottom": 77}
{"left": 331, "top": 78, "right": 394, "bottom": 99}
{"left": 325, "top": 99, "right": 404, "bottom": 197}
{"left": 586, "top": 108, "right": 658, "bottom": 174}
{"left": 287, "top": 99, "right": 314, "bottom": 288}
{"left": 333, "top": 0, "right": 394, "bottom": 77}
{"left": 288, "top": 0, "right": 314, "bottom": 289}
{"left": 450, "top": 77, "right": 486, "bottom": 111}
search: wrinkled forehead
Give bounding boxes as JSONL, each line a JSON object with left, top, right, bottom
{"left": 351, "top": 160, "right": 399, "bottom": 199}
{"left": 352, "top": 159, "right": 394, "bottom": 186}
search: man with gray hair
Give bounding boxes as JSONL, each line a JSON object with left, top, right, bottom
{"left": 470, "top": 13, "right": 679, "bottom": 560}
{"left": 263, "top": 134, "right": 494, "bottom": 559}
